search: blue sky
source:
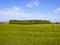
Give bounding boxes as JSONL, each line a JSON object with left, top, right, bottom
{"left": 0, "top": 0, "right": 60, "bottom": 22}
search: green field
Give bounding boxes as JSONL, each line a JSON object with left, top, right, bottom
{"left": 0, "top": 24, "right": 60, "bottom": 45}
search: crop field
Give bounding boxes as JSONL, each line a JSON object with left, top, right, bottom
{"left": 0, "top": 24, "right": 60, "bottom": 45}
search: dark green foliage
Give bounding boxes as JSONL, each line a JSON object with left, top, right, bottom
{"left": 9, "top": 20, "right": 51, "bottom": 24}
{"left": 0, "top": 22, "right": 8, "bottom": 24}
{"left": 55, "top": 22, "right": 60, "bottom": 24}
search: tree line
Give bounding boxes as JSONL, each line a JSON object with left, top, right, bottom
{"left": 9, "top": 20, "right": 52, "bottom": 24}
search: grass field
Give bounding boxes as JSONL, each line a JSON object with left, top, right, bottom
{"left": 0, "top": 24, "right": 60, "bottom": 45}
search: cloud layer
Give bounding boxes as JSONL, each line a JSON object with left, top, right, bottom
{"left": 53, "top": 8, "right": 60, "bottom": 13}
{"left": 26, "top": 0, "right": 39, "bottom": 8}
{"left": 0, "top": 6, "right": 51, "bottom": 21}
{"left": 0, "top": 6, "right": 33, "bottom": 18}
{"left": 0, "top": 6, "right": 60, "bottom": 22}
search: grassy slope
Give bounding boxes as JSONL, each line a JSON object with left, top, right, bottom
{"left": 0, "top": 24, "right": 60, "bottom": 45}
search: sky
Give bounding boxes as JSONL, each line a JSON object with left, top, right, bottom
{"left": 0, "top": 0, "right": 60, "bottom": 22}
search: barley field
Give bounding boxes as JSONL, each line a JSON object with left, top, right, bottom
{"left": 0, "top": 24, "right": 60, "bottom": 45}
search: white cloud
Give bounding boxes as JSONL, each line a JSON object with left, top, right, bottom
{"left": 35, "top": 14, "right": 51, "bottom": 20}
{"left": 0, "top": 6, "right": 59, "bottom": 22}
{"left": 26, "top": 0, "right": 39, "bottom": 8}
{"left": 34, "top": 0, "right": 39, "bottom": 6}
{"left": 34, "top": 2, "right": 39, "bottom": 6}
{"left": 11, "top": 6, "right": 22, "bottom": 12}
{"left": 53, "top": 8, "right": 60, "bottom": 13}
{"left": 0, "top": 7, "right": 51, "bottom": 21}
{"left": 26, "top": 2, "right": 33, "bottom": 8}
{"left": 0, "top": 6, "right": 33, "bottom": 20}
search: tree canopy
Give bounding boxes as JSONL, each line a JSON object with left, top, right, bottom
{"left": 9, "top": 20, "right": 52, "bottom": 24}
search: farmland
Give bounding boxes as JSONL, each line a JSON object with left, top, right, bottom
{"left": 0, "top": 24, "right": 60, "bottom": 45}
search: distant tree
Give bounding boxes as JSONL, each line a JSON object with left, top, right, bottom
{"left": 9, "top": 20, "right": 52, "bottom": 24}
{"left": 55, "top": 22, "right": 60, "bottom": 24}
{"left": 0, "top": 22, "right": 3, "bottom": 24}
